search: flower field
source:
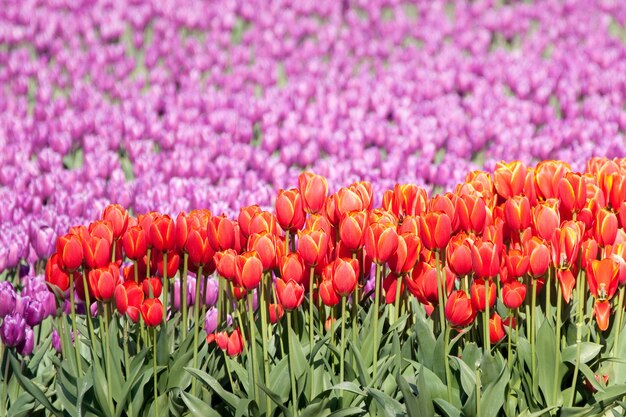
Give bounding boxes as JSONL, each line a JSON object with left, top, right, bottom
{"left": 3, "top": 1, "right": 626, "bottom": 416}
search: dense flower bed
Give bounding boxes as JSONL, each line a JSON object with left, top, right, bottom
{"left": 2, "top": 158, "right": 626, "bottom": 416}
{"left": 3, "top": 0, "right": 626, "bottom": 272}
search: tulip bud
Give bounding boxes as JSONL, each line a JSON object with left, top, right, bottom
{"left": 297, "top": 229, "right": 329, "bottom": 267}
{"left": 489, "top": 313, "right": 506, "bottom": 344}
{"left": 364, "top": 221, "right": 399, "bottom": 264}
{"left": 238, "top": 205, "right": 262, "bottom": 238}
{"left": 502, "top": 281, "right": 526, "bottom": 309}
{"left": 102, "top": 204, "right": 129, "bottom": 239}
{"left": 339, "top": 210, "right": 368, "bottom": 252}
{"left": 445, "top": 290, "right": 476, "bottom": 328}
{"left": 268, "top": 303, "right": 285, "bottom": 323}
{"left": 388, "top": 233, "right": 421, "bottom": 276}
{"left": 56, "top": 233, "right": 83, "bottom": 271}
{"left": 142, "top": 277, "right": 163, "bottom": 299}
{"left": 150, "top": 215, "right": 175, "bottom": 252}
{"left": 114, "top": 281, "right": 144, "bottom": 323}
{"left": 504, "top": 196, "right": 531, "bottom": 232}
{"left": 82, "top": 235, "right": 111, "bottom": 270}
{"left": 532, "top": 201, "right": 560, "bottom": 242}
{"left": 319, "top": 277, "right": 340, "bottom": 307}
{"left": 235, "top": 251, "right": 263, "bottom": 290}
{"left": 215, "top": 249, "right": 238, "bottom": 281}
{"left": 275, "top": 188, "right": 306, "bottom": 232}
{"left": 330, "top": 258, "right": 359, "bottom": 297}
{"left": 446, "top": 234, "right": 473, "bottom": 276}
{"left": 276, "top": 278, "right": 305, "bottom": 310}
{"left": 0, "top": 281, "right": 17, "bottom": 318}
{"left": 208, "top": 215, "right": 236, "bottom": 252}
{"left": 140, "top": 298, "right": 164, "bottom": 327}
{"left": 279, "top": 253, "right": 306, "bottom": 285}
{"left": 456, "top": 194, "right": 487, "bottom": 234}
{"left": 503, "top": 249, "right": 529, "bottom": 279}
{"left": 88, "top": 264, "right": 120, "bottom": 302}
{"left": 470, "top": 278, "right": 497, "bottom": 312}
{"left": 471, "top": 240, "right": 500, "bottom": 279}
{"left": 248, "top": 232, "right": 278, "bottom": 271}
{"left": 122, "top": 226, "right": 147, "bottom": 261}
{"left": 299, "top": 172, "right": 328, "bottom": 214}
{"left": 595, "top": 209, "right": 618, "bottom": 247}
{"left": 526, "top": 237, "right": 550, "bottom": 277}
{"left": 419, "top": 211, "right": 452, "bottom": 250}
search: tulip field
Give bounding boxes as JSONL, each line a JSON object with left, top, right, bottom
{"left": 5, "top": 1, "right": 626, "bottom": 417}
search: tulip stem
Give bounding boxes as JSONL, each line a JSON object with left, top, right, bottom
{"left": 69, "top": 273, "right": 82, "bottom": 375}
{"left": 393, "top": 274, "right": 403, "bottom": 324}
{"left": 373, "top": 263, "right": 382, "bottom": 379}
{"left": 552, "top": 283, "right": 562, "bottom": 405}
{"left": 191, "top": 266, "right": 203, "bottom": 397}
{"left": 232, "top": 283, "right": 247, "bottom": 351}
{"left": 123, "top": 320, "right": 134, "bottom": 417}
{"left": 181, "top": 253, "right": 189, "bottom": 340}
{"left": 285, "top": 230, "right": 290, "bottom": 254}
{"left": 476, "top": 365, "right": 482, "bottom": 417}
{"left": 146, "top": 248, "right": 152, "bottom": 278}
{"left": 309, "top": 267, "right": 315, "bottom": 348}
{"left": 162, "top": 252, "right": 168, "bottom": 323}
{"left": 223, "top": 351, "right": 236, "bottom": 392}
{"left": 530, "top": 278, "right": 537, "bottom": 388}
{"left": 259, "top": 277, "right": 271, "bottom": 417}
{"left": 545, "top": 268, "right": 551, "bottom": 322}
{"left": 152, "top": 328, "right": 159, "bottom": 417}
{"left": 435, "top": 251, "right": 446, "bottom": 338}
{"left": 613, "top": 287, "right": 625, "bottom": 358}
{"left": 569, "top": 269, "right": 584, "bottom": 407}
{"left": 507, "top": 309, "right": 513, "bottom": 369}
{"left": 287, "top": 312, "right": 299, "bottom": 417}
{"left": 103, "top": 303, "right": 114, "bottom": 414}
{"left": 352, "top": 252, "right": 359, "bottom": 356}
{"left": 247, "top": 292, "right": 260, "bottom": 406}
{"left": 1, "top": 346, "right": 7, "bottom": 417}
{"left": 133, "top": 260, "right": 139, "bottom": 284}
{"left": 340, "top": 296, "right": 347, "bottom": 384}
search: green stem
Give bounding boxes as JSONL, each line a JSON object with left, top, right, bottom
{"left": 476, "top": 366, "right": 482, "bottom": 417}
{"left": 152, "top": 328, "right": 159, "bottom": 417}
{"left": 217, "top": 277, "right": 224, "bottom": 326}
{"left": 134, "top": 260, "right": 139, "bottom": 284}
{"left": 223, "top": 351, "right": 236, "bottom": 392}
{"left": 191, "top": 266, "right": 203, "bottom": 396}
{"left": 259, "top": 276, "right": 271, "bottom": 417}
{"left": 103, "top": 303, "right": 114, "bottom": 413}
{"left": 247, "top": 292, "right": 260, "bottom": 405}
{"left": 309, "top": 267, "right": 315, "bottom": 348}
{"left": 392, "top": 274, "right": 402, "bottom": 324}
{"left": 569, "top": 269, "right": 584, "bottom": 407}
{"left": 613, "top": 287, "right": 625, "bottom": 358}
{"left": 507, "top": 309, "right": 513, "bottom": 368}
{"left": 530, "top": 278, "right": 537, "bottom": 388}
{"left": 484, "top": 279, "right": 491, "bottom": 353}
{"left": 373, "top": 264, "right": 382, "bottom": 379}
{"left": 287, "top": 313, "right": 299, "bottom": 417}
{"left": 444, "top": 325, "right": 452, "bottom": 403}
{"left": 162, "top": 252, "right": 168, "bottom": 323}
{"left": 181, "top": 254, "right": 189, "bottom": 340}
{"left": 545, "top": 268, "right": 551, "bottom": 322}
{"left": 146, "top": 248, "right": 152, "bottom": 278}
{"left": 1, "top": 345, "right": 8, "bottom": 416}
{"left": 340, "top": 297, "right": 347, "bottom": 383}
{"left": 285, "top": 230, "right": 290, "bottom": 254}
{"left": 435, "top": 251, "right": 446, "bottom": 339}
{"left": 69, "top": 273, "right": 82, "bottom": 374}
{"left": 123, "top": 320, "right": 134, "bottom": 417}
{"left": 352, "top": 252, "right": 359, "bottom": 354}
{"left": 552, "top": 283, "right": 562, "bottom": 406}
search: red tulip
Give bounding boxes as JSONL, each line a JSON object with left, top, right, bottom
{"left": 594, "top": 300, "right": 612, "bottom": 332}
{"left": 102, "top": 204, "right": 129, "bottom": 239}
{"left": 446, "top": 234, "right": 473, "bottom": 276}
{"left": 88, "top": 264, "right": 120, "bottom": 302}
{"left": 364, "top": 220, "right": 399, "bottom": 264}
{"left": 114, "top": 281, "right": 144, "bottom": 322}
{"left": 235, "top": 251, "right": 263, "bottom": 290}
{"left": 580, "top": 238, "right": 599, "bottom": 270}
{"left": 57, "top": 233, "right": 84, "bottom": 271}
{"left": 186, "top": 228, "right": 214, "bottom": 267}
{"left": 445, "top": 290, "right": 476, "bottom": 328}
{"left": 299, "top": 172, "right": 328, "bottom": 214}
{"left": 150, "top": 215, "right": 175, "bottom": 252}
{"left": 268, "top": 304, "right": 285, "bottom": 323}
{"left": 82, "top": 235, "right": 111, "bottom": 270}
{"left": 248, "top": 232, "right": 278, "bottom": 271}
{"left": 275, "top": 188, "right": 306, "bottom": 232}
{"left": 556, "top": 269, "right": 577, "bottom": 303}
{"left": 526, "top": 237, "right": 550, "bottom": 277}
{"left": 504, "top": 196, "right": 531, "bottom": 232}
{"left": 594, "top": 209, "right": 618, "bottom": 247}
{"left": 339, "top": 210, "right": 368, "bottom": 252}
{"left": 383, "top": 272, "right": 405, "bottom": 304}
{"left": 208, "top": 215, "right": 236, "bottom": 252}
{"left": 279, "top": 253, "right": 306, "bottom": 285}
{"left": 532, "top": 201, "right": 560, "bottom": 241}
{"left": 388, "top": 233, "right": 421, "bottom": 276}
{"left": 330, "top": 258, "right": 359, "bottom": 297}
{"left": 155, "top": 250, "right": 180, "bottom": 278}
{"left": 601, "top": 173, "right": 626, "bottom": 211}
{"left": 470, "top": 278, "right": 497, "bottom": 312}
{"left": 276, "top": 278, "right": 305, "bottom": 310}
{"left": 142, "top": 277, "right": 163, "bottom": 299}
{"left": 215, "top": 249, "right": 238, "bottom": 281}
{"left": 503, "top": 249, "right": 529, "bottom": 279}
{"left": 551, "top": 221, "right": 584, "bottom": 269}
{"left": 419, "top": 211, "right": 452, "bottom": 250}
{"left": 388, "top": 184, "right": 428, "bottom": 217}
{"left": 249, "top": 211, "right": 280, "bottom": 237}
{"left": 489, "top": 313, "right": 506, "bottom": 344}
{"left": 319, "top": 278, "right": 340, "bottom": 307}
{"left": 297, "top": 229, "right": 329, "bottom": 267}
{"left": 456, "top": 194, "right": 487, "bottom": 234}
{"left": 335, "top": 187, "right": 365, "bottom": 218}
{"left": 122, "top": 226, "right": 148, "bottom": 261}
{"left": 406, "top": 261, "right": 455, "bottom": 307}
{"left": 141, "top": 298, "right": 164, "bottom": 327}
{"left": 89, "top": 220, "right": 114, "bottom": 245}
{"left": 587, "top": 258, "right": 620, "bottom": 302}
{"left": 471, "top": 240, "right": 500, "bottom": 279}
{"left": 494, "top": 161, "right": 527, "bottom": 199}
{"left": 535, "top": 160, "right": 569, "bottom": 200}
{"left": 224, "top": 329, "right": 245, "bottom": 356}
{"left": 350, "top": 181, "right": 374, "bottom": 211}
{"left": 502, "top": 281, "right": 526, "bottom": 309}
{"left": 45, "top": 253, "right": 72, "bottom": 292}
{"left": 559, "top": 172, "right": 587, "bottom": 214}
{"left": 238, "top": 205, "right": 262, "bottom": 238}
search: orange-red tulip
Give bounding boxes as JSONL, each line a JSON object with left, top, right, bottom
{"left": 57, "top": 233, "right": 84, "bottom": 271}
{"left": 339, "top": 210, "right": 368, "bottom": 252}
{"left": 419, "top": 211, "right": 452, "bottom": 250}
{"left": 319, "top": 277, "right": 340, "bottom": 307}
{"left": 235, "top": 251, "right": 263, "bottom": 290}
{"left": 276, "top": 278, "right": 305, "bottom": 310}
{"left": 503, "top": 249, "right": 529, "bottom": 279}
{"left": 388, "top": 233, "right": 421, "bottom": 276}
{"left": 364, "top": 220, "right": 399, "bottom": 264}
{"left": 502, "top": 281, "right": 526, "bottom": 309}
{"left": 388, "top": 184, "right": 428, "bottom": 218}
{"left": 504, "top": 196, "right": 531, "bottom": 232}
{"left": 102, "top": 204, "right": 129, "bottom": 239}
{"left": 114, "top": 281, "right": 144, "bottom": 322}
{"left": 445, "top": 290, "right": 476, "bottom": 328}
{"left": 471, "top": 240, "right": 500, "bottom": 279}
{"left": 457, "top": 194, "right": 487, "bottom": 234}
{"left": 88, "top": 264, "right": 120, "bottom": 302}
{"left": 330, "top": 258, "right": 359, "bottom": 297}
{"left": 142, "top": 277, "right": 162, "bottom": 299}
{"left": 248, "top": 232, "right": 278, "bottom": 271}
{"left": 150, "top": 215, "right": 175, "bottom": 252}
{"left": 335, "top": 187, "right": 365, "bottom": 218}
{"left": 558, "top": 172, "right": 587, "bottom": 214}
{"left": 494, "top": 161, "right": 527, "bottom": 199}
{"left": 532, "top": 200, "right": 560, "bottom": 241}
{"left": 122, "top": 226, "right": 147, "bottom": 261}
{"left": 587, "top": 258, "right": 620, "bottom": 302}
{"left": 535, "top": 160, "right": 570, "bottom": 200}
{"left": 186, "top": 228, "right": 214, "bottom": 267}
{"left": 45, "top": 253, "right": 72, "bottom": 292}
{"left": 279, "top": 253, "right": 306, "bottom": 285}
{"left": 238, "top": 205, "right": 262, "bottom": 238}
{"left": 82, "top": 235, "right": 111, "bottom": 270}
{"left": 526, "top": 237, "right": 550, "bottom": 277}
{"left": 594, "top": 209, "right": 618, "bottom": 247}
{"left": 446, "top": 234, "right": 473, "bottom": 276}
{"left": 297, "top": 229, "right": 330, "bottom": 267}
{"left": 141, "top": 298, "right": 164, "bottom": 327}
{"left": 551, "top": 221, "right": 584, "bottom": 269}
{"left": 489, "top": 313, "right": 506, "bottom": 344}
{"left": 214, "top": 249, "right": 238, "bottom": 281}
{"left": 268, "top": 304, "right": 285, "bottom": 323}
{"left": 299, "top": 172, "right": 328, "bottom": 214}
{"left": 470, "top": 278, "right": 497, "bottom": 312}
{"left": 275, "top": 188, "right": 306, "bottom": 232}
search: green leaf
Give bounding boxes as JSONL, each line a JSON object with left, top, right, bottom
{"left": 7, "top": 394, "right": 35, "bottom": 417}
{"left": 76, "top": 373, "right": 94, "bottom": 417}
{"left": 366, "top": 388, "right": 404, "bottom": 417}
{"left": 433, "top": 398, "right": 463, "bottom": 417}
{"left": 414, "top": 312, "right": 436, "bottom": 368}
{"left": 258, "top": 383, "right": 293, "bottom": 417}
{"left": 481, "top": 359, "right": 510, "bottom": 417}
{"left": 536, "top": 319, "right": 557, "bottom": 405}
{"left": 92, "top": 359, "right": 115, "bottom": 417}
{"left": 180, "top": 392, "right": 222, "bottom": 417}
{"left": 288, "top": 326, "right": 307, "bottom": 379}
{"left": 8, "top": 353, "right": 62, "bottom": 417}
{"left": 185, "top": 367, "right": 240, "bottom": 410}
{"left": 397, "top": 373, "right": 428, "bottom": 417}
{"left": 561, "top": 343, "right": 602, "bottom": 365}
{"left": 449, "top": 356, "right": 476, "bottom": 397}
{"left": 347, "top": 340, "right": 370, "bottom": 387}
{"left": 327, "top": 407, "right": 365, "bottom": 417}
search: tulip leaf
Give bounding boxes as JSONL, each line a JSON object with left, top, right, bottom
{"left": 577, "top": 363, "right": 604, "bottom": 392}
{"left": 180, "top": 392, "right": 222, "bottom": 417}
{"left": 7, "top": 394, "right": 35, "bottom": 417}
{"left": 258, "top": 382, "right": 293, "bottom": 417}
{"left": 366, "top": 388, "right": 404, "bottom": 417}
{"left": 561, "top": 342, "right": 602, "bottom": 365}
{"left": 166, "top": 345, "right": 194, "bottom": 389}
{"left": 397, "top": 373, "right": 429, "bottom": 417}
{"left": 76, "top": 373, "right": 93, "bottom": 417}
{"left": 27, "top": 337, "right": 51, "bottom": 374}
{"left": 449, "top": 356, "right": 476, "bottom": 397}
{"left": 8, "top": 353, "right": 62, "bottom": 417}
{"left": 92, "top": 356, "right": 115, "bottom": 417}
{"left": 480, "top": 361, "right": 509, "bottom": 417}
{"left": 227, "top": 356, "right": 250, "bottom": 395}
{"left": 348, "top": 340, "right": 370, "bottom": 387}
{"left": 536, "top": 319, "right": 557, "bottom": 405}
{"left": 185, "top": 367, "right": 240, "bottom": 410}
{"left": 433, "top": 398, "right": 463, "bottom": 417}
{"left": 414, "top": 311, "right": 436, "bottom": 368}
{"left": 327, "top": 406, "right": 365, "bottom": 417}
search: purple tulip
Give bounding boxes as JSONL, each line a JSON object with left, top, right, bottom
{"left": 23, "top": 297, "right": 45, "bottom": 327}
{"left": 17, "top": 326, "right": 34, "bottom": 356}
{"left": 204, "top": 278, "right": 219, "bottom": 307}
{"left": 0, "top": 313, "right": 26, "bottom": 347}
{"left": 52, "top": 329, "right": 62, "bottom": 353}
{"left": 204, "top": 307, "right": 232, "bottom": 334}
{"left": 0, "top": 281, "right": 17, "bottom": 318}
